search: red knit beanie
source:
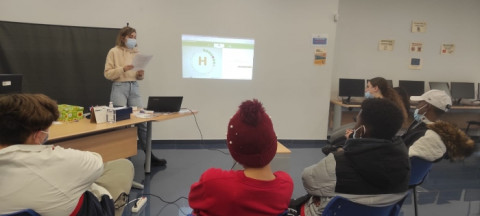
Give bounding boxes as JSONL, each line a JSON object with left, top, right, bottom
{"left": 227, "top": 99, "right": 277, "bottom": 168}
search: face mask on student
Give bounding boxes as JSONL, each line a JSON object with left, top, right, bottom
{"left": 126, "top": 38, "right": 137, "bottom": 49}
{"left": 353, "top": 125, "right": 366, "bottom": 139}
{"left": 413, "top": 104, "right": 428, "bottom": 122}
{"left": 364, "top": 92, "right": 374, "bottom": 99}
{"left": 35, "top": 130, "right": 49, "bottom": 144}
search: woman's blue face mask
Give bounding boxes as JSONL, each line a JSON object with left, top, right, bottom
{"left": 364, "top": 91, "right": 374, "bottom": 99}
{"left": 126, "top": 38, "right": 137, "bottom": 49}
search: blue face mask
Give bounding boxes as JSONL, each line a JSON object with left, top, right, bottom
{"left": 413, "top": 104, "right": 427, "bottom": 122}
{"left": 126, "top": 38, "right": 137, "bottom": 49}
{"left": 364, "top": 92, "right": 374, "bottom": 99}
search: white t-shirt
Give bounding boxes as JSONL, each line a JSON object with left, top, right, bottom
{"left": 0, "top": 144, "right": 104, "bottom": 215}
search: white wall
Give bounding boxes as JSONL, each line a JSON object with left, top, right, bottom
{"left": 0, "top": 0, "right": 339, "bottom": 140}
{"left": 332, "top": 0, "right": 480, "bottom": 97}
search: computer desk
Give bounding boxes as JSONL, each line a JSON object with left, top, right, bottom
{"left": 48, "top": 110, "right": 197, "bottom": 173}
{"left": 330, "top": 99, "right": 480, "bottom": 132}
{"left": 330, "top": 99, "right": 361, "bottom": 130}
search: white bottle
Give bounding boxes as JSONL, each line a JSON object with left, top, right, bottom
{"left": 107, "top": 102, "right": 116, "bottom": 123}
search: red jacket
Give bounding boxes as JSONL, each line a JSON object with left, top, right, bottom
{"left": 189, "top": 168, "right": 293, "bottom": 216}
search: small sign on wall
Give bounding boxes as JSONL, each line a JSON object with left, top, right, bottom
{"left": 412, "top": 21, "right": 427, "bottom": 33}
{"left": 313, "top": 34, "right": 327, "bottom": 65}
{"left": 312, "top": 34, "right": 328, "bottom": 45}
{"left": 441, "top": 43, "right": 455, "bottom": 54}
{"left": 314, "top": 47, "right": 327, "bottom": 65}
{"left": 409, "top": 58, "right": 422, "bottom": 70}
{"left": 410, "top": 42, "right": 423, "bottom": 53}
{"left": 379, "top": 40, "right": 395, "bottom": 51}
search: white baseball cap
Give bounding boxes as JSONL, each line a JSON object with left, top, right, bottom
{"left": 410, "top": 89, "right": 452, "bottom": 111}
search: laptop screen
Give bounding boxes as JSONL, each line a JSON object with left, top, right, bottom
{"left": 0, "top": 74, "right": 23, "bottom": 94}
{"left": 146, "top": 96, "right": 183, "bottom": 112}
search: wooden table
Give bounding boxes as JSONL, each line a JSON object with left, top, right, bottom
{"left": 276, "top": 142, "right": 291, "bottom": 154}
{"left": 48, "top": 110, "right": 197, "bottom": 173}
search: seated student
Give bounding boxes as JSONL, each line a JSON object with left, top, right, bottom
{"left": 402, "top": 89, "right": 474, "bottom": 161}
{"left": 0, "top": 94, "right": 134, "bottom": 216}
{"left": 188, "top": 99, "right": 294, "bottom": 216}
{"left": 295, "top": 99, "right": 409, "bottom": 216}
{"left": 324, "top": 77, "right": 408, "bottom": 155}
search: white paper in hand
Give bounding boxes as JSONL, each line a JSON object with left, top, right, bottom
{"left": 132, "top": 54, "right": 153, "bottom": 71}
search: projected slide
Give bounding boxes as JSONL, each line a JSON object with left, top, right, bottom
{"left": 182, "top": 34, "right": 255, "bottom": 80}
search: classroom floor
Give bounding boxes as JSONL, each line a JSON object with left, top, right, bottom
{"left": 123, "top": 140, "right": 480, "bottom": 216}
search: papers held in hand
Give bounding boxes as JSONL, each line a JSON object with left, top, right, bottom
{"left": 132, "top": 54, "right": 153, "bottom": 71}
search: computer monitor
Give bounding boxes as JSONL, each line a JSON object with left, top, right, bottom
{"left": 339, "top": 78, "right": 365, "bottom": 103}
{"left": 0, "top": 74, "right": 23, "bottom": 94}
{"left": 399, "top": 80, "right": 425, "bottom": 96}
{"left": 429, "top": 82, "right": 451, "bottom": 97}
{"left": 450, "top": 82, "right": 475, "bottom": 104}
{"left": 386, "top": 80, "right": 393, "bottom": 88}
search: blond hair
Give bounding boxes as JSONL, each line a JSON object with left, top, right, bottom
{"left": 115, "top": 26, "right": 136, "bottom": 47}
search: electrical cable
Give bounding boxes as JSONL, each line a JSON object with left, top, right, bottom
{"left": 125, "top": 193, "right": 190, "bottom": 215}
{"left": 155, "top": 201, "right": 190, "bottom": 216}
{"left": 185, "top": 108, "right": 204, "bottom": 145}
{"left": 230, "top": 161, "right": 237, "bottom": 170}
{"left": 141, "top": 193, "right": 190, "bottom": 216}
{"left": 143, "top": 193, "right": 188, "bottom": 204}
{"left": 184, "top": 108, "right": 230, "bottom": 155}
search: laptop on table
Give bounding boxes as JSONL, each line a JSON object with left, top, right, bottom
{"left": 146, "top": 96, "right": 183, "bottom": 113}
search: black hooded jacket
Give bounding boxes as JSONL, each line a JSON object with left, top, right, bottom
{"left": 334, "top": 137, "right": 410, "bottom": 194}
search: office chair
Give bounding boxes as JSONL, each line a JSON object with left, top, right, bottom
{"left": 322, "top": 195, "right": 406, "bottom": 216}
{"left": 409, "top": 157, "right": 433, "bottom": 216}
{"left": 4, "top": 209, "right": 40, "bottom": 216}
{"left": 465, "top": 121, "right": 480, "bottom": 135}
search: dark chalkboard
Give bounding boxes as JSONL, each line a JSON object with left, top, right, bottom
{"left": 0, "top": 21, "right": 120, "bottom": 111}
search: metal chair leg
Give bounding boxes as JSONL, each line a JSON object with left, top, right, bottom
{"left": 466, "top": 123, "right": 471, "bottom": 134}
{"left": 413, "top": 186, "right": 418, "bottom": 216}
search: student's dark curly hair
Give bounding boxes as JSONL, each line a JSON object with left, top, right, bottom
{"left": 428, "top": 121, "right": 474, "bottom": 161}
{"left": 360, "top": 98, "right": 404, "bottom": 140}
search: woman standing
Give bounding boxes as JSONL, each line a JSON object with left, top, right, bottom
{"left": 104, "top": 25, "right": 165, "bottom": 166}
